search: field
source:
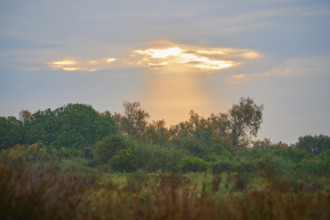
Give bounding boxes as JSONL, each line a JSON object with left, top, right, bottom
{"left": 1, "top": 145, "right": 329, "bottom": 220}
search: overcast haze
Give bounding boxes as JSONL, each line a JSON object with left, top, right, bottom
{"left": 1, "top": 0, "right": 330, "bottom": 144}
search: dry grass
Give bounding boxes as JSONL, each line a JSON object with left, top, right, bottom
{"left": 1, "top": 146, "right": 330, "bottom": 220}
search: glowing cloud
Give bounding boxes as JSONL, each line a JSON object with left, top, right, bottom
{"left": 48, "top": 57, "right": 116, "bottom": 72}
{"left": 135, "top": 47, "right": 184, "bottom": 58}
{"left": 48, "top": 41, "right": 259, "bottom": 73}
{"left": 48, "top": 59, "right": 77, "bottom": 71}
{"left": 130, "top": 41, "right": 260, "bottom": 72}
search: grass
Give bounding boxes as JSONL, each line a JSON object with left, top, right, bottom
{"left": 1, "top": 145, "right": 330, "bottom": 219}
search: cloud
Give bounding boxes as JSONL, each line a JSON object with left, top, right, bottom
{"left": 48, "top": 57, "right": 117, "bottom": 72}
{"left": 128, "top": 41, "right": 260, "bottom": 72}
{"left": 0, "top": 36, "right": 62, "bottom": 50}
{"left": 47, "top": 41, "right": 260, "bottom": 73}
{"left": 227, "top": 66, "right": 295, "bottom": 86}
{"left": 227, "top": 56, "right": 330, "bottom": 85}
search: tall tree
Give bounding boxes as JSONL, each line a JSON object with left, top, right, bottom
{"left": 208, "top": 113, "right": 231, "bottom": 137}
{"left": 229, "top": 97, "right": 263, "bottom": 147}
{"left": 120, "top": 101, "right": 150, "bottom": 139}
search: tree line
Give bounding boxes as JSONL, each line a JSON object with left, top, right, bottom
{"left": 0, "top": 97, "right": 329, "bottom": 173}
{"left": 0, "top": 97, "right": 263, "bottom": 150}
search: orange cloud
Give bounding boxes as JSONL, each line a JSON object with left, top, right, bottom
{"left": 48, "top": 57, "right": 116, "bottom": 72}
{"left": 129, "top": 41, "right": 260, "bottom": 72}
{"left": 48, "top": 41, "right": 260, "bottom": 73}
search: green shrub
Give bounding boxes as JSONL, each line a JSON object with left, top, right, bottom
{"left": 320, "top": 149, "right": 330, "bottom": 176}
{"left": 235, "top": 158, "right": 258, "bottom": 174}
{"left": 212, "top": 161, "right": 233, "bottom": 174}
{"left": 178, "top": 156, "right": 209, "bottom": 172}
{"left": 109, "top": 149, "right": 138, "bottom": 172}
{"left": 92, "top": 134, "right": 134, "bottom": 164}
{"left": 171, "top": 137, "right": 209, "bottom": 158}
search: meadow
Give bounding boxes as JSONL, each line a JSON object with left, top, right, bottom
{"left": 1, "top": 101, "right": 330, "bottom": 219}
{"left": 0, "top": 144, "right": 329, "bottom": 220}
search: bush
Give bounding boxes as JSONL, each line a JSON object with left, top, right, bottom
{"left": 92, "top": 134, "right": 134, "bottom": 164}
{"left": 109, "top": 149, "right": 138, "bottom": 172}
{"left": 2, "top": 143, "right": 52, "bottom": 164}
{"left": 235, "top": 158, "right": 258, "bottom": 174}
{"left": 178, "top": 156, "right": 209, "bottom": 172}
{"left": 171, "top": 137, "right": 209, "bottom": 158}
{"left": 212, "top": 161, "right": 233, "bottom": 174}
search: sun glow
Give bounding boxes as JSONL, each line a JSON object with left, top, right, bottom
{"left": 131, "top": 42, "right": 259, "bottom": 72}
{"left": 132, "top": 41, "right": 261, "bottom": 124}
{"left": 141, "top": 72, "right": 215, "bottom": 125}
{"left": 47, "top": 41, "right": 260, "bottom": 126}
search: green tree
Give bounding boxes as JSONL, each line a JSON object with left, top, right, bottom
{"left": 208, "top": 113, "right": 231, "bottom": 137}
{"left": 0, "top": 116, "right": 22, "bottom": 149}
{"left": 144, "top": 120, "right": 169, "bottom": 145}
{"left": 24, "top": 108, "right": 58, "bottom": 145}
{"left": 229, "top": 97, "right": 263, "bottom": 147}
{"left": 54, "top": 104, "right": 117, "bottom": 147}
{"left": 92, "top": 134, "right": 133, "bottom": 164}
{"left": 296, "top": 134, "right": 330, "bottom": 154}
{"left": 24, "top": 104, "right": 117, "bottom": 148}
{"left": 119, "top": 101, "right": 150, "bottom": 139}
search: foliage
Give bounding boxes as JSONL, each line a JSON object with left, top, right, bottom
{"left": 1, "top": 148, "right": 330, "bottom": 220}
{"left": 144, "top": 119, "right": 170, "bottom": 145}
{"left": 178, "top": 156, "right": 210, "bottom": 172}
{"left": 134, "top": 144, "right": 185, "bottom": 172}
{"left": 0, "top": 116, "right": 23, "bottom": 150}
{"left": 117, "top": 101, "right": 150, "bottom": 140}
{"left": 1, "top": 143, "right": 52, "bottom": 163}
{"left": 1, "top": 104, "right": 118, "bottom": 149}
{"left": 92, "top": 134, "right": 134, "bottom": 164}
{"left": 2, "top": 98, "right": 330, "bottom": 218}
{"left": 109, "top": 149, "right": 138, "bottom": 172}
{"left": 296, "top": 134, "right": 330, "bottom": 154}
{"left": 229, "top": 97, "right": 263, "bottom": 147}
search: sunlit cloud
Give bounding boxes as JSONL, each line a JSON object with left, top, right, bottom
{"left": 106, "top": 58, "right": 116, "bottom": 63}
{"left": 48, "top": 41, "right": 260, "bottom": 73}
{"left": 227, "top": 70, "right": 290, "bottom": 85}
{"left": 129, "top": 41, "right": 260, "bottom": 72}
{"left": 48, "top": 57, "right": 116, "bottom": 72}
{"left": 225, "top": 56, "right": 330, "bottom": 85}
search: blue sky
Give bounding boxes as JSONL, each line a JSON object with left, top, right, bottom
{"left": 0, "top": 0, "right": 329, "bottom": 143}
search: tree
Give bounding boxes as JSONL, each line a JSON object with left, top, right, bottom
{"left": 208, "top": 113, "right": 231, "bottom": 137}
{"left": 0, "top": 116, "right": 22, "bottom": 149}
{"left": 24, "top": 104, "right": 117, "bottom": 148}
{"left": 296, "top": 134, "right": 330, "bottom": 154}
{"left": 19, "top": 110, "right": 32, "bottom": 122}
{"left": 24, "top": 108, "right": 58, "bottom": 145}
{"left": 92, "top": 134, "right": 131, "bottom": 164}
{"left": 229, "top": 97, "right": 263, "bottom": 147}
{"left": 120, "top": 101, "right": 150, "bottom": 139}
{"left": 144, "top": 120, "right": 169, "bottom": 145}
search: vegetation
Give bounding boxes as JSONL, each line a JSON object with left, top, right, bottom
{"left": 0, "top": 97, "right": 329, "bottom": 219}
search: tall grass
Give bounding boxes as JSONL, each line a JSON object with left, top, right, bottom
{"left": 1, "top": 146, "right": 330, "bottom": 219}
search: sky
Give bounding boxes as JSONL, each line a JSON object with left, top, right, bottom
{"left": 0, "top": 0, "right": 329, "bottom": 144}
